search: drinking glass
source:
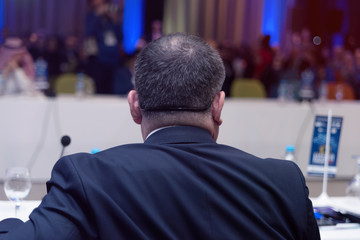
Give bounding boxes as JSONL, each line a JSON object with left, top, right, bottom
{"left": 3, "top": 167, "right": 32, "bottom": 216}
{"left": 346, "top": 155, "right": 360, "bottom": 198}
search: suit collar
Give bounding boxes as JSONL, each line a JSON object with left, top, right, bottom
{"left": 144, "top": 126, "right": 216, "bottom": 145}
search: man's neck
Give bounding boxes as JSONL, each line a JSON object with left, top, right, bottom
{"left": 141, "top": 115, "right": 218, "bottom": 141}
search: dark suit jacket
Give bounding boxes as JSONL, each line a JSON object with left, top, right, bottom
{"left": 1, "top": 126, "right": 319, "bottom": 239}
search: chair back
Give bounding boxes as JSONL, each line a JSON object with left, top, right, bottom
{"left": 230, "top": 78, "right": 266, "bottom": 98}
{"left": 326, "top": 82, "right": 355, "bottom": 100}
{"left": 54, "top": 73, "right": 96, "bottom": 94}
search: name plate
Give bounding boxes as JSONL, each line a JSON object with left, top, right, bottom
{"left": 308, "top": 115, "right": 343, "bottom": 177}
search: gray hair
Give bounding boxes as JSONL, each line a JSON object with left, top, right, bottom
{"left": 134, "top": 33, "right": 225, "bottom": 117}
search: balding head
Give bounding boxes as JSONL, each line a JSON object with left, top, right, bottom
{"left": 128, "top": 33, "right": 226, "bottom": 140}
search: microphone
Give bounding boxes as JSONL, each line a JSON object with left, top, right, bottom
{"left": 60, "top": 135, "right": 71, "bottom": 158}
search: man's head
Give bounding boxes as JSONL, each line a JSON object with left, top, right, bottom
{"left": 128, "top": 33, "right": 226, "bottom": 140}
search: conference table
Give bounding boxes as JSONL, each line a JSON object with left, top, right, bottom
{"left": 1, "top": 197, "right": 359, "bottom": 239}
{"left": 1, "top": 95, "right": 360, "bottom": 238}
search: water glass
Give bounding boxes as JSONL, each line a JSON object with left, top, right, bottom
{"left": 346, "top": 155, "right": 360, "bottom": 198}
{"left": 3, "top": 167, "right": 32, "bottom": 215}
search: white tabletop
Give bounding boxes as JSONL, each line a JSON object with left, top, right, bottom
{"left": 1, "top": 197, "right": 359, "bottom": 239}
{"left": 312, "top": 196, "right": 360, "bottom": 214}
{"left": 0, "top": 200, "right": 40, "bottom": 222}
{"left": 312, "top": 196, "right": 360, "bottom": 240}
{"left": 320, "top": 225, "right": 360, "bottom": 240}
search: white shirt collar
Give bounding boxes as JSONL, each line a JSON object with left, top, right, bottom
{"left": 145, "top": 126, "right": 177, "bottom": 140}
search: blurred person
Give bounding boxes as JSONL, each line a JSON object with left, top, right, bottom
{"left": 27, "top": 31, "right": 47, "bottom": 60}
{"left": 44, "top": 36, "right": 64, "bottom": 80}
{"left": 218, "top": 40, "right": 235, "bottom": 97}
{"left": 112, "top": 38, "right": 147, "bottom": 96}
{"left": 319, "top": 46, "right": 336, "bottom": 83}
{"left": 205, "top": 38, "right": 218, "bottom": 50}
{"left": 260, "top": 52, "right": 284, "bottom": 97}
{"left": 40, "top": 36, "right": 67, "bottom": 95}
{"left": 282, "top": 39, "right": 303, "bottom": 80}
{"left": 234, "top": 43, "right": 255, "bottom": 79}
{"left": 353, "top": 48, "right": 360, "bottom": 99}
{"left": 84, "top": 0, "right": 123, "bottom": 94}
{"left": 276, "top": 41, "right": 305, "bottom": 100}
{"left": 205, "top": 38, "right": 235, "bottom": 96}
{"left": 283, "top": 31, "right": 302, "bottom": 60}
{"left": 146, "top": 20, "right": 163, "bottom": 43}
{"left": 60, "top": 35, "right": 82, "bottom": 73}
{"left": 340, "top": 50, "right": 357, "bottom": 85}
{"left": 330, "top": 45, "right": 345, "bottom": 81}
{"left": 232, "top": 57, "right": 246, "bottom": 79}
{"left": 0, "top": 28, "right": 10, "bottom": 45}
{"left": 254, "top": 35, "right": 274, "bottom": 78}
{"left": 344, "top": 34, "right": 357, "bottom": 53}
{"left": 312, "top": 50, "right": 335, "bottom": 98}
{"left": 112, "top": 55, "right": 135, "bottom": 96}
{"left": 0, "top": 33, "right": 319, "bottom": 239}
{"left": 0, "top": 37, "right": 36, "bottom": 94}
{"left": 300, "top": 28, "right": 314, "bottom": 53}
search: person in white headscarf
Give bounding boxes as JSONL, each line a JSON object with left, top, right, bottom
{"left": 0, "top": 37, "right": 36, "bottom": 94}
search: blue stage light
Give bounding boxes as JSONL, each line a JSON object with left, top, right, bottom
{"left": 261, "top": 0, "right": 285, "bottom": 46}
{"left": 123, "top": 0, "right": 144, "bottom": 54}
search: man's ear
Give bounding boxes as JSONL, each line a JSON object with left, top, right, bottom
{"left": 128, "top": 90, "right": 142, "bottom": 124}
{"left": 212, "top": 91, "right": 225, "bottom": 126}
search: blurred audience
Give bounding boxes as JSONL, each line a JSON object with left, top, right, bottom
{"left": 3, "top": 22, "right": 360, "bottom": 100}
